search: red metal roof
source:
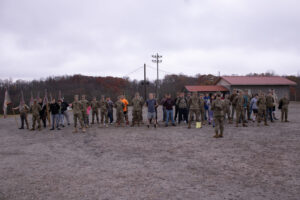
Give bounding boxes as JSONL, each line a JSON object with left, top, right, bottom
{"left": 185, "top": 85, "right": 229, "bottom": 92}
{"left": 220, "top": 76, "right": 296, "bottom": 86}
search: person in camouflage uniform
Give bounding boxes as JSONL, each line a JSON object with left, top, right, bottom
{"left": 99, "top": 95, "right": 109, "bottom": 127}
{"left": 186, "top": 92, "right": 191, "bottom": 120}
{"left": 131, "top": 92, "right": 144, "bottom": 127}
{"left": 230, "top": 89, "right": 238, "bottom": 120}
{"left": 139, "top": 96, "right": 144, "bottom": 123}
{"left": 223, "top": 94, "right": 232, "bottom": 124}
{"left": 211, "top": 93, "right": 225, "bottom": 138}
{"left": 279, "top": 94, "right": 289, "bottom": 122}
{"left": 235, "top": 90, "right": 247, "bottom": 127}
{"left": 114, "top": 96, "right": 125, "bottom": 126}
{"left": 257, "top": 92, "right": 268, "bottom": 126}
{"left": 13, "top": 103, "right": 30, "bottom": 129}
{"left": 72, "top": 95, "right": 85, "bottom": 133}
{"left": 199, "top": 94, "right": 206, "bottom": 125}
{"left": 80, "top": 95, "right": 90, "bottom": 128}
{"left": 91, "top": 97, "right": 99, "bottom": 124}
{"left": 244, "top": 89, "right": 252, "bottom": 120}
{"left": 31, "top": 99, "right": 42, "bottom": 131}
{"left": 188, "top": 92, "right": 200, "bottom": 129}
{"left": 265, "top": 91, "right": 274, "bottom": 122}
{"left": 176, "top": 92, "right": 188, "bottom": 124}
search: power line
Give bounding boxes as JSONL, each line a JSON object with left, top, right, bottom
{"left": 123, "top": 66, "right": 144, "bottom": 77}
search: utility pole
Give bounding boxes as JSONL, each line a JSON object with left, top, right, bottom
{"left": 144, "top": 63, "right": 147, "bottom": 101}
{"left": 152, "top": 53, "right": 162, "bottom": 99}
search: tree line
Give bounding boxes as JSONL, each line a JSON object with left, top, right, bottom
{"left": 1, "top": 73, "right": 299, "bottom": 114}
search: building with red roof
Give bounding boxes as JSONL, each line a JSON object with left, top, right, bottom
{"left": 215, "top": 76, "right": 296, "bottom": 99}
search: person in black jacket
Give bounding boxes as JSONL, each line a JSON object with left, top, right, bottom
{"left": 38, "top": 98, "right": 47, "bottom": 128}
{"left": 163, "top": 94, "right": 176, "bottom": 127}
{"left": 60, "top": 99, "right": 70, "bottom": 127}
{"left": 49, "top": 98, "right": 60, "bottom": 130}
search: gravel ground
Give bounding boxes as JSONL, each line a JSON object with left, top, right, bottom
{"left": 0, "top": 103, "right": 300, "bottom": 200}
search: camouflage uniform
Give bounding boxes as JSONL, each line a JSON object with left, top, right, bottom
{"left": 18, "top": 104, "right": 29, "bottom": 129}
{"left": 235, "top": 94, "right": 247, "bottom": 127}
{"left": 245, "top": 93, "right": 251, "bottom": 120}
{"left": 91, "top": 100, "right": 99, "bottom": 124}
{"left": 139, "top": 97, "right": 144, "bottom": 122}
{"left": 257, "top": 95, "right": 268, "bottom": 126}
{"left": 211, "top": 98, "right": 224, "bottom": 137}
{"left": 72, "top": 100, "right": 84, "bottom": 128}
{"left": 265, "top": 95, "right": 274, "bottom": 122}
{"left": 188, "top": 95, "right": 200, "bottom": 128}
{"left": 31, "top": 103, "right": 42, "bottom": 130}
{"left": 80, "top": 99, "right": 90, "bottom": 127}
{"left": 230, "top": 93, "right": 238, "bottom": 120}
{"left": 199, "top": 98, "right": 205, "bottom": 125}
{"left": 131, "top": 97, "right": 144, "bottom": 126}
{"left": 279, "top": 97, "right": 289, "bottom": 122}
{"left": 223, "top": 98, "right": 232, "bottom": 123}
{"left": 99, "top": 99, "right": 108, "bottom": 124}
{"left": 114, "top": 100, "right": 125, "bottom": 125}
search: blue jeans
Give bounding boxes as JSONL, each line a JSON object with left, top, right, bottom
{"left": 51, "top": 114, "right": 59, "bottom": 129}
{"left": 267, "top": 107, "right": 273, "bottom": 122}
{"left": 165, "top": 110, "right": 175, "bottom": 125}
{"left": 108, "top": 111, "right": 113, "bottom": 123}
{"left": 58, "top": 113, "right": 64, "bottom": 126}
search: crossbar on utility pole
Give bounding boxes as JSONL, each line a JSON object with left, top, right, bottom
{"left": 152, "top": 53, "right": 162, "bottom": 100}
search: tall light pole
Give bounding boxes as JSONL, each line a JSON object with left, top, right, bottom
{"left": 152, "top": 53, "right": 162, "bottom": 99}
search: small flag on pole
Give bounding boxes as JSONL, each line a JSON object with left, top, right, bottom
{"left": 3, "top": 88, "right": 12, "bottom": 118}
{"left": 20, "top": 91, "right": 25, "bottom": 106}
{"left": 58, "top": 90, "right": 62, "bottom": 101}
{"left": 36, "top": 91, "right": 40, "bottom": 100}
{"left": 29, "top": 91, "right": 34, "bottom": 107}
{"left": 43, "top": 89, "right": 49, "bottom": 107}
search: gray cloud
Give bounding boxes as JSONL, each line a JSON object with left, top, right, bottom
{"left": 0, "top": 0, "right": 300, "bottom": 81}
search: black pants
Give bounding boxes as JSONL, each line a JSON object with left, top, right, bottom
{"left": 178, "top": 108, "right": 188, "bottom": 123}
{"left": 40, "top": 114, "right": 47, "bottom": 127}
{"left": 20, "top": 113, "right": 29, "bottom": 128}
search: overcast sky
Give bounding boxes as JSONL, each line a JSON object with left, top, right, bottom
{"left": 1, "top": 0, "right": 300, "bottom": 81}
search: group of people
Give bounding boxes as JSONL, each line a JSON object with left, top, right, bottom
{"left": 13, "top": 89, "right": 290, "bottom": 138}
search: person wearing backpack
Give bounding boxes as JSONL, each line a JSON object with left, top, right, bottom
{"left": 176, "top": 92, "right": 188, "bottom": 124}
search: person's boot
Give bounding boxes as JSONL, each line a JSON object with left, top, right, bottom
{"left": 243, "top": 123, "right": 248, "bottom": 127}
{"left": 229, "top": 119, "right": 233, "bottom": 124}
{"left": 19, "top": 126, "right": 24, "bottom": 129}
{"left": 188, "top": 122, "right": 191, "bottom": 129}
{"left": 219, "top": 132, "right": 223, "bottom": 138}
{"left": 82, "top": 127, "right": 86, "bottom": 133}
{"left": 264, "top": 122, "right": 269, "bottom": 126}
{"left": 285, "top": 120, "right": 289, "bottom": 122}
{"left": 130, "top": 122, "right": 135, "bottom": 127}
{"left": 73, "top": 127, "right": 78, "bottom": 133}
{"left": 38, "top": 126, "right": 42, "bottom": 131}
{"left": 213, "top": 131, "right": 219, "bottom": 138}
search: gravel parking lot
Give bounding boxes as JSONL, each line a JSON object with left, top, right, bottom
{"left": 0, "top": 103, "right": 300, "bottom": 200}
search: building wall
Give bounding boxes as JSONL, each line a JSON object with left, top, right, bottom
{"left": 216, "top": 79, "right": 231, "bottom": 89}
{"left": 228, "top": 85, "right": 290, "bottom": 100}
